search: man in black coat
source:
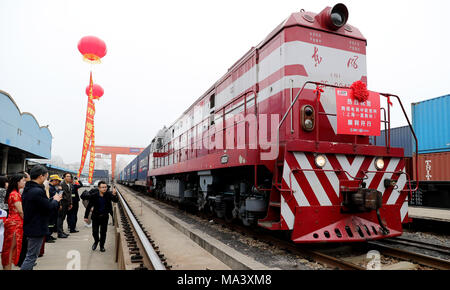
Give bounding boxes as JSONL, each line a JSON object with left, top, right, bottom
{"left": 21, "top": 165, "right": 61, "bottom": 270}
{"left": 84, "top": 181, "right": 118, "bottom": 252}
{"left": 57, "top": 173, "right": 73, "bottom": 238}
{"left": 67, "top": 176, "right": 83, "bottom": 233}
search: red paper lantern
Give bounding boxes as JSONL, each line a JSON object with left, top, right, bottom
{"left": 78, "top": 36, "right": 107, "bottom": 64}
{"left": 86, "top": 83, "right": 104, "bottom": 100}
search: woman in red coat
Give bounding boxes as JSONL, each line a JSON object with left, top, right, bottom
{"left": 1, "top": 174, "right": 26, "bottom": 269}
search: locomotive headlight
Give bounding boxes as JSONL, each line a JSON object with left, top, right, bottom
{"left": 301, "top": 105, "right": 315, "bottom": 132}
{"left": 330, "top": 3, "right": 348, "bottom": 28}
{"left": 304, "top": 119, "right": 314, "bottom": 130}
{"left": 315, "top": 154, "right": 327, "bottom": 168}
{"left": 375, "top": 158, "right": 385, "bottom": 170}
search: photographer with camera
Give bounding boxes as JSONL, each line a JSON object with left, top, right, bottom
{"left": 46, "top": 175, "right": 63, "bottom": 242}
{"left": 20, "top": 165, "right": 61, "bottom": 270}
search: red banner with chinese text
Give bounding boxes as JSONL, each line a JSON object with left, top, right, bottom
{"left": 88, "top": 125, "right": 95, "bottom": 183}
{"left": 77, "top": 72, "right": 96, "bottom": 179}
{"left": 335, "top": 89, "right": 381, "bottom": 136}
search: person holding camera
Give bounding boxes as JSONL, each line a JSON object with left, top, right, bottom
{"left": 84, "top": 181, "right": 118, "bottom": 252}
{"left": 46, "top": 175, "right": 63, "bottom": 242}
{"left": 20, "top": 165, "right": 61, "bottom": 270}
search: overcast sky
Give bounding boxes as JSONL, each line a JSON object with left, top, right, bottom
{"left": 1, "top": 0, "right": 449, "bottom": 164}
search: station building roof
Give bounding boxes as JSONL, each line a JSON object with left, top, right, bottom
{"left": 0, "top": 90, "right": 52, "bottom": 159}
{"left": 27, "top": 160, "right": 85, "bottom": 177}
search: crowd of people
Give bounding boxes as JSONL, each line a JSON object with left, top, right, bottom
{"left": 0, "top": 165, "right": 118, "bottom": 270}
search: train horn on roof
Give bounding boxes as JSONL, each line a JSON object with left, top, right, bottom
{"left": 317, "top": 3, "right": 349, "bottom": 30}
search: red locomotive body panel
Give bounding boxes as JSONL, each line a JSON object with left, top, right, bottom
{"left": 141, "top": 5, "right": 416, "bottom": 243}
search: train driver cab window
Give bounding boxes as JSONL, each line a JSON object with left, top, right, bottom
{"left": 209, "top": 94, "right": 216, "bottom": 126}
{"left": 157, "top": 138, "right": 162, "bottom": 149}
{"left": 210, "top": 94, "right": 215, "bottom": 109}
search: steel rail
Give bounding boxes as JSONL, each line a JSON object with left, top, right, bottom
{"left": 122, "top": 185, "right": 364, "bottom": 270}
{"left": 216, "top": 219, "right": 365, "bottom": 270}
{"left": 117, "top": 188, "right": 166, "bottom": 270}
{"left": 385, "top": 237, "right": 450, "bottom": 256}
{"left": 368, "top": 241, "right": 450, "bottom": 270}
{"left": 138, "top": 189, "right": 365, "bottom": 270}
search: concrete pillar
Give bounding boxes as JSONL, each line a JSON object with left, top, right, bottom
{"left": 22, "top": 153, "right": 27, "bottom": 171}
{"left": 1, "top": 147, "right": 8, "bottom": 175}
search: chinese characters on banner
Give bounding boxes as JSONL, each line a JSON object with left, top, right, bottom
{"left": 77, "top": 98, "right": 95, "bottom": 178}
{"left": 88, "top": 126, "right": 95, "bottom": 183}
{"left": 335, "top": 89, "right": 381, "bottom": 136}
{"left": 77, "top": 73, "right": 96, "bottom": 183}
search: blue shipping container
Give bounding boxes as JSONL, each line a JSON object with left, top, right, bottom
{"left": 124, "top": 164, "right": 130, "bottom": 181}
{"left": 130, "top": 157, "right": 138, "bottom": 180}
{"left": 370, "top": 126, "right": 413, "bottom": 157}
{"left": 137, "top": 145, "right": 151, "bottom": 182}
{"left": 412, "top": 95, "right": 450, "bottom": 153}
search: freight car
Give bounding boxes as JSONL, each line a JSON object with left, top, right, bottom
{"left": 370, "top": 95, "right": 450, "bottom": 210}
{"left": 120, "top": 3, "right": 418, "bottom": 243}
{"left": 410, "top": 95, "right": 450, "bottom": 209}
{"left": 118, "top": 128, "right": 169, "bottom": 190}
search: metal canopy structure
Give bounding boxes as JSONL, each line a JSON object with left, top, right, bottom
{"left": 95, "top": 145, "right": 144, "bottom": 180}
{"left": 0, "top": 90, "right": 52, "bottom": 175}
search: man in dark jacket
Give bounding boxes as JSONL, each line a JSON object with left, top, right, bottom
{"left": 21, "top": 165, "right": 61, "bottom": 270}
{"left": 57, "top": 173, "right": 73, "bottom": 238}
{"left": 84, "top": 181, "right": 118, "bottom": 252}
{"left": 67, "top": 177, "right": 83, "bottom": 233}
{"left": 46, "top": 174, "right": 63, "bottom": 242}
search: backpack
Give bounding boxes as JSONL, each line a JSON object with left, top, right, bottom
{"left": 80, "top": 188, "right": 96, "bottom": 201}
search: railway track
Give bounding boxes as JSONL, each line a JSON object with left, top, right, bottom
{"left": 118, "top": 186, "right": 364, "bottom": 270}
{"left": 384, "top": 236, "right": 450, "bottom": 255}
{"left": 119, "top": 185, "right": 450, "bottom": 270}
{"left": 205, "top": 216, "right": 450, "bottom": 270}
{"left": 204, "top": 215, "right": 365, "bottom": 270}
{"left": 116, "top": 187, "right": 168, "bottom": 270}
{"left": 367, "top": 241, "right": 450, "bottom": 270}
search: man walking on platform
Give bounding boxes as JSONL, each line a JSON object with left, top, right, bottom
{"left": 67, "top": 177, "right": 83, "bottom": 233}
{"left": 57, "top": 173, "right": 73, "bottom": 238}
{"left": 21, "top": 165, "right": 61, "bottom": 270}
{"left": 84, "top": 181, "right": 118, "bottom": 252}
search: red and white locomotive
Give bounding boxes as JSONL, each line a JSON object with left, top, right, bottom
{"left": 120, "top": 3, "right": 417, "bottom": 243}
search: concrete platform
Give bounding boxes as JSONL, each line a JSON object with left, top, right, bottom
{"left": 119, "top": 188, "right": 230, "bottom": 270}
{"left": 118, "top": 185, "right": 272, "bottom": 270}
{"left": 25, "top": 210, "right": 118, "bottom": 270}
{"left": 409, "top": 206, "right": 450, "bottom": 223}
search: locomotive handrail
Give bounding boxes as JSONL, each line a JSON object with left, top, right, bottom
{"left": 277, "top": 81, "right": 419, "bottom": 193}
{"left": 288, "top": 167, "right": 413, "bottom": 198}
{"left": 364, "top": 170, "right": 414, "bottom": 194}
{"left": 277, "top": 81, "right": 346, "bottom": 155}
{"left": 379, "top": 93, "right": 419, "bottom": 193}
{"left": 153, "top": 89, "right": 258, "bottom": 169}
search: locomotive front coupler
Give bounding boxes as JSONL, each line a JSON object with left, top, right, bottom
{"left": 340, "top": 180, "right": 390, "bottom": 235}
